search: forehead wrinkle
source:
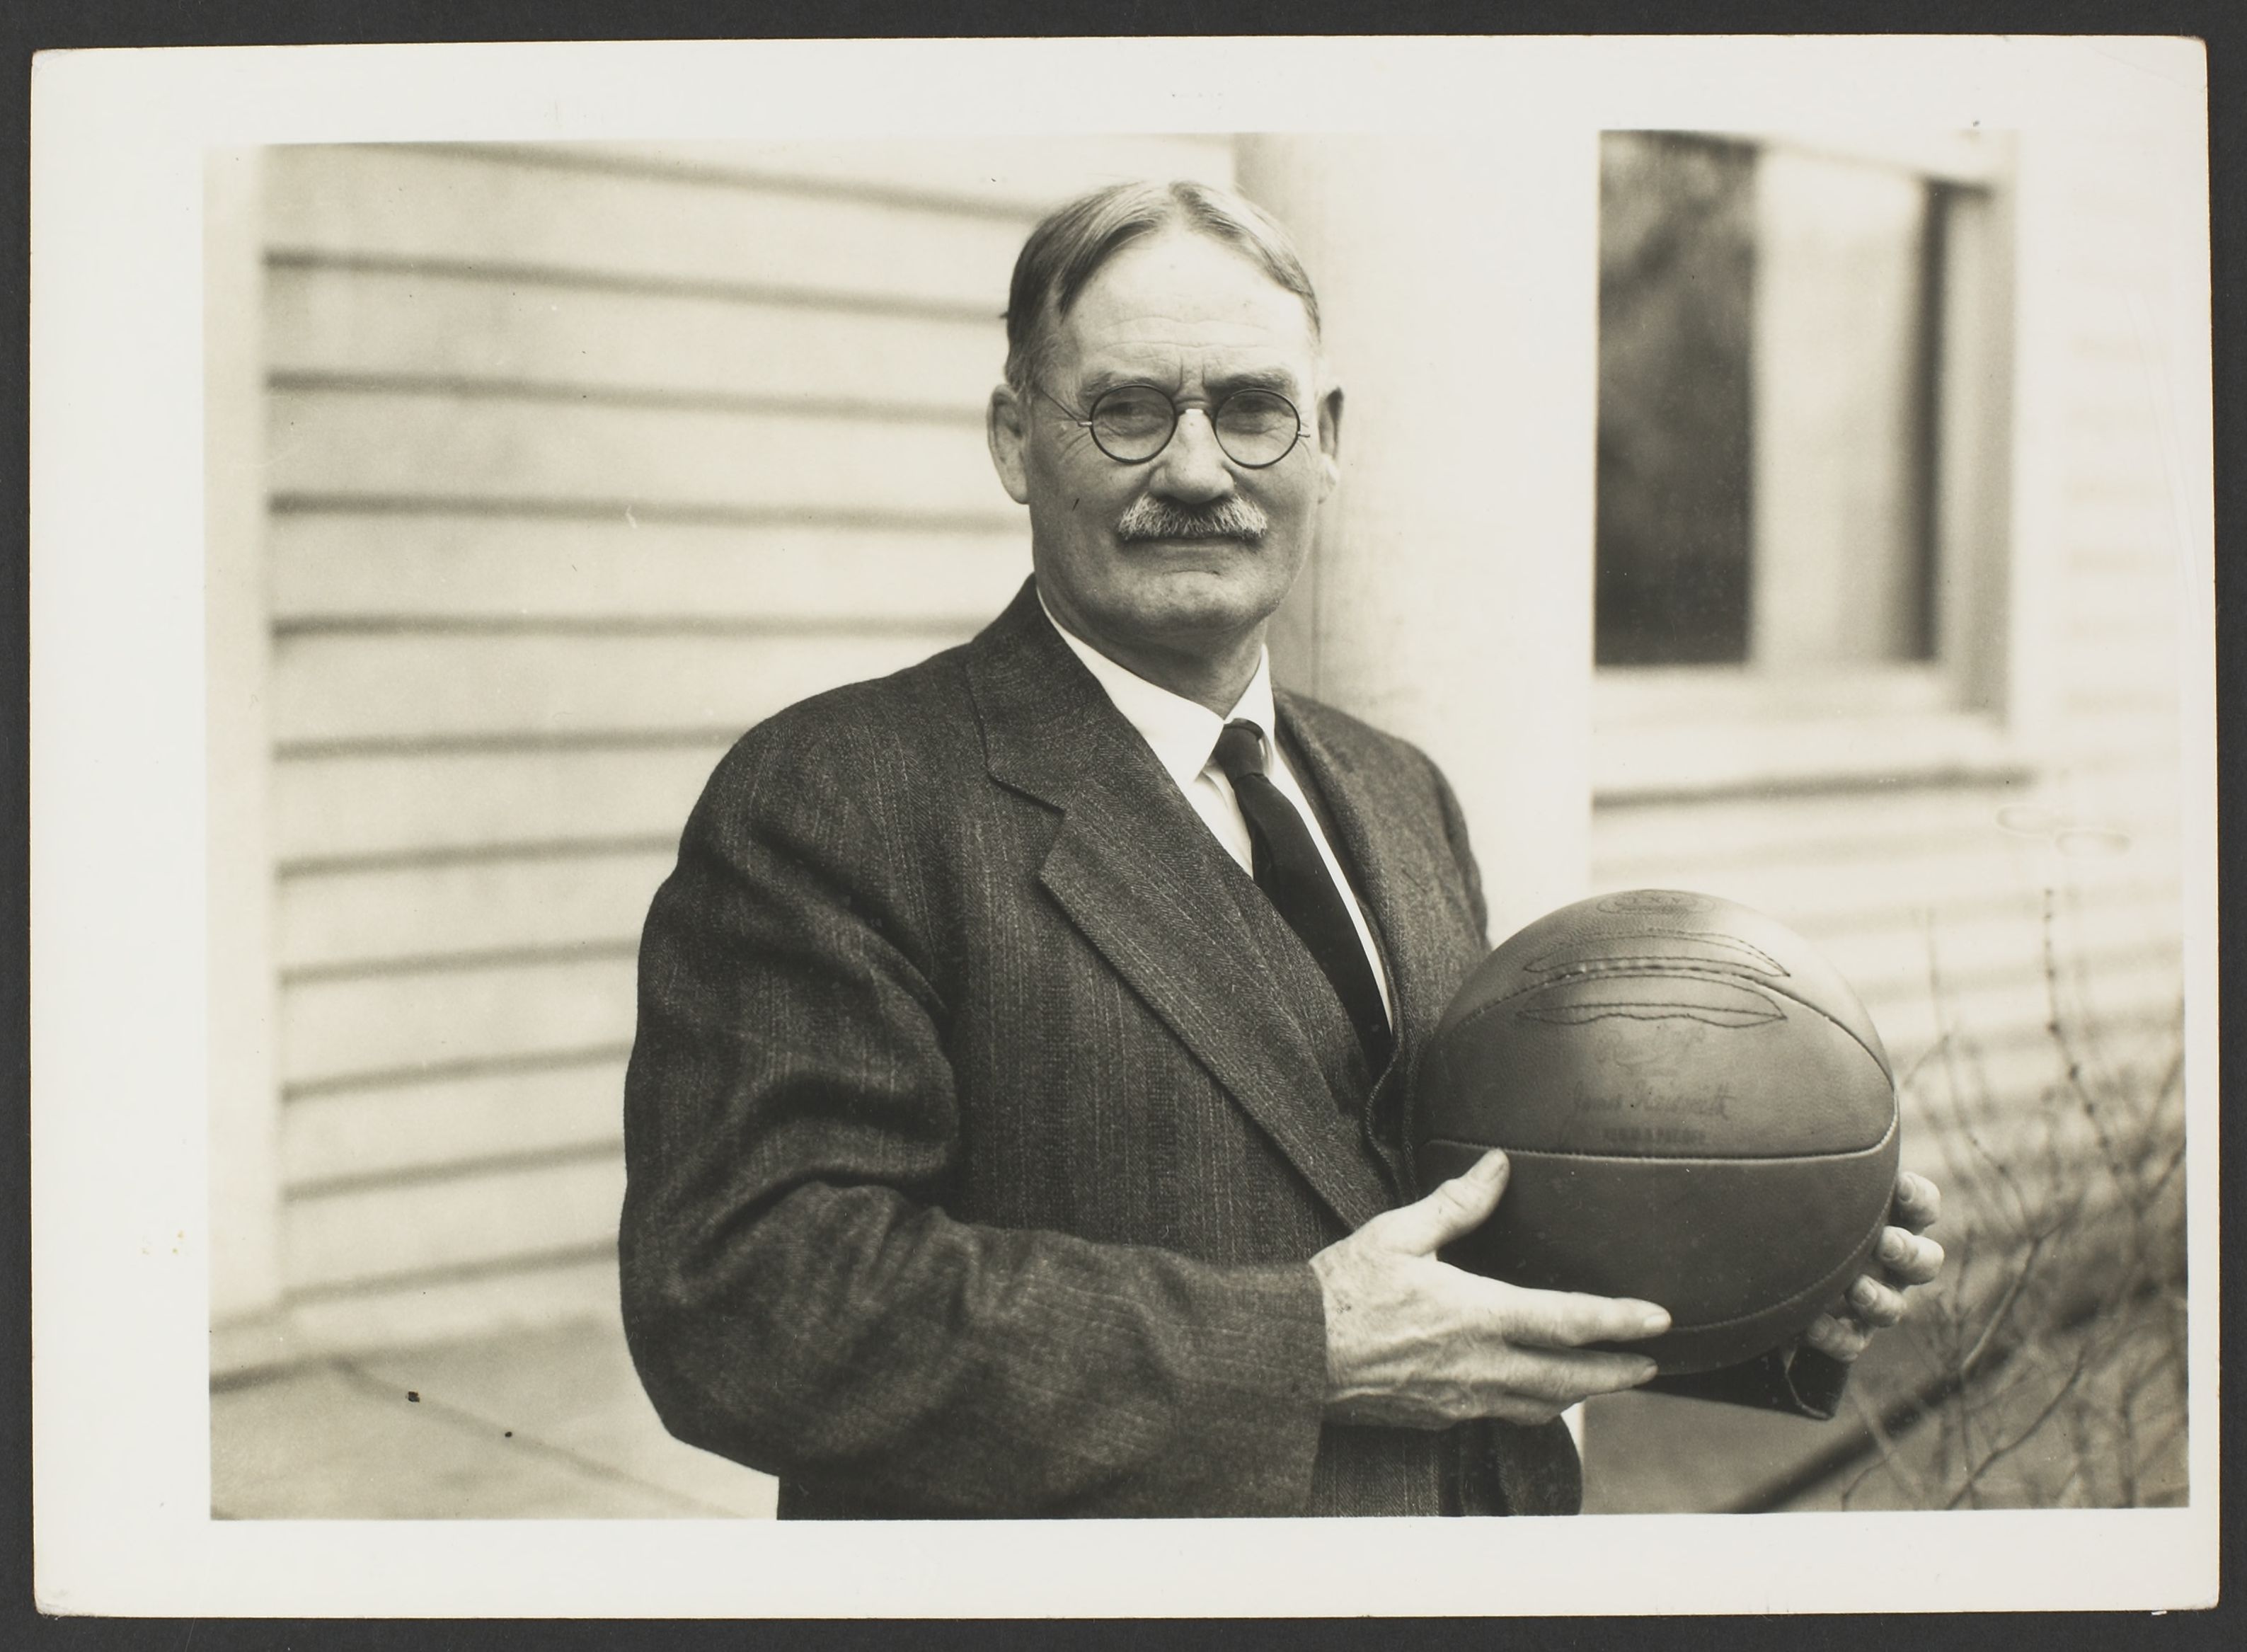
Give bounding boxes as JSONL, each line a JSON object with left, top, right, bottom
{"left": 1067, "top": 335, "right": 1314, "bottom": 400}
{"left": 1053, "top": 239, "right": 1318, "bottom": 394}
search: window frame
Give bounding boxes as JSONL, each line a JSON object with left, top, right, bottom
{"left": 1592, "top": 129, "right": 2030, "bottom": 803}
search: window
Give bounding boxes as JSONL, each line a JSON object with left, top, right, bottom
{"left": 1592, "top": 131, "right": 2019, "bottom": 794}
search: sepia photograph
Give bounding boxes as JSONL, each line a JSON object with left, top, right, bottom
{"left": 30, "top": 34, "right": 2217, "bottom": 1617}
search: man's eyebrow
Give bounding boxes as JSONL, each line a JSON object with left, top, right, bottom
{"left": 1074, "top": 364, "right": 1306, "bottom": 401}
{"left": 1205, "top": 365, "right": 1304, "bottom": 397}
{"left": 1074, "top": 367, "right": 1152, "bottom": 401}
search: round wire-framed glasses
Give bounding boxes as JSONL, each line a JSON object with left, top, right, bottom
{"left": 1038, "top": 383, "right": 1314, "bottom": 469}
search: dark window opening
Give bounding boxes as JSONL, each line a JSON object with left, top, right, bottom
{"left": 1596, "top": 132, "right": 1953, "bottom": 672}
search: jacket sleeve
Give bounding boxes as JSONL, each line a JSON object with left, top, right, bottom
{"left": 1420, "top": 747, "right": 1852, "bottom": 1426}
{"left": 618, "top": 717, "right": 1331, "bottom": 1518}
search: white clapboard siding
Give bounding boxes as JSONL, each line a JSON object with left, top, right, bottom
{"left": 277, "top": 849, "right": 676, "bottom": 972}
{"left": 282, "top": 1154, "right": 627, "bottom": 1292}
{"left": 1894, "top": 1007, "right": 2181, "bottom": 1117}
{"left": 270, "top": 629, "right": 969, "bottom": 747}
{"left": 2055, "top": 638, "right": 2186, "bottom": 705}
{"left": 2063, "top": 607, "right": 2180, "bottom": 663}
{"left": 287, "top": 1255, "right": 623, "bottom": 1358}
{"left": 1592, "top": 781, "right": 2170, "bottom": 872}
{"left": 2054, "top": 710, "right": 2185, "bottom": 768}
{"left": 1898, "top": 1099, "right": 2173, "bottom": 1226}
{"left": 2053, "top": 448, "right": 2168, "bottom": 505}
{"left": 265, "top": 145, "right": 1028, "bottom": 311}
{"left": 1594, "top": 834, "right": 2176, "bottom": 942}
{"left": 283, "top": 1057, "right": 630, "bottom": 1189}
{"left": 269, "top": 391, "right": 1008, "bottom": 520}
{"left": 1814, "top": 949, "right": 2180, "bottom": 1072}
{"left": 1812, "top": 893, "right": 2180, "bottom": 1004}
{"left": 1595, "top": 713, "right": 2032, "bottom": 799}
{"left": 282, "top": 953, "right": 638, "bottom": 1092}
{"left": 259, "top": 139, "right": 1242, "bottom": 1348}
{"left": 268, "top": 516, "right": 1029, "bottom": 625}
{"left": 543, "top": 134, "right": 1238, "bottom": 213}
{"left": 2060, "top": 558, "right": 2185, "bottom": 633}
{"left": 2061, "top": 526, "right": 2178, "bottom": 578}
{"left": 1596, "top": 841, "right": 2167, "bottom": 936}
{"left": 267, "top": 262, "right": 1007, "bottom": 410}
{"left": 272, "top": 744, "right": 725, "bottom": 866}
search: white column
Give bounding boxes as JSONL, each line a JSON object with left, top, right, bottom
{"left": 205, "top": 149, "right": 286, "bottom": 1355}
{"left": 1238, "top": 137, "right": 1600, "bottom": 943}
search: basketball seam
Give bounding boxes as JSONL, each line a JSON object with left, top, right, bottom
{"left": 1473, "top": 963, "right": 1776, "bottom": 1012}
{"left": 1443, "top": 963, "right": 1896, "bottom": 1086}
{"left": 1420, "top": 1111, "right": 1900, "bottom": 1165}
{"left": 1527, "top": 931, "right": 1790, "bottom": 975}
{"left": 1651, "top": 1207, "right": 1892, "bottom": 1336}
{"left": 1517, "top": 1002, "right": 1781, "bottom": 1024}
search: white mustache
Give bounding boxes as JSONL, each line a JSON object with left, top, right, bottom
{"left": 1115, "top": 496, "right": 1270, "bottom": 543}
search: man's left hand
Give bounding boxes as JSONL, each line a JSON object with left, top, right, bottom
{"left": 1800, "top": 1170, "right": 1943, "bottom": 1363}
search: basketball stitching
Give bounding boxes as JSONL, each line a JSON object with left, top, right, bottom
{"left": 1524, "top": 930, "right": 1790, "bottom": 977}
{"left": 1515, "top": 1000, "right": 1783, "bottom": 1026}
{"left": 1444, "top": 960, "right": 1895, "bottom": 1083}
{"left": 1470, "top": 962, "right": 1782, "bottom": 1016}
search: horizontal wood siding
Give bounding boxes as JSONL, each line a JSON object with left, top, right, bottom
{"left": 262, "top": 137, "right": 1235, "bottom": 1347}
{"left": 268, "top": 516, "right": 1030, "bottom": 625}
{"left": 1592, "top": 126, "right": 2192, "bottom": 1227}
{"left": 270, "top": 629, "right": 964, "bottom": 747}
{"left": 272, "top": 746, "right": 719, "bottom": 866}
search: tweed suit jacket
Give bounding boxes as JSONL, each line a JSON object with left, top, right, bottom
{"left": 620, "top": 575, "right": 1600, "bottom": 1518}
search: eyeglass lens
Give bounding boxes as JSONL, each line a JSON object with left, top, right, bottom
{"left": 1087, "top": 386, "right": 1304, "bottom": 468}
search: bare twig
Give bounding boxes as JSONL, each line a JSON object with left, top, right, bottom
{"left": 1955, "top": 1231, "right": 2045, "bottom": 1377}
{"left": 1837, "top": 1385, "right": 1933, "bottom": 1510}
{"left": 1841, "top": 896, "right": 2188, "bottom": 1513}
{"left": 1946, "top": 1333, "right": 2096, "bottom": 1509}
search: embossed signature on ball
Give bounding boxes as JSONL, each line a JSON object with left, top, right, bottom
{"left": 1596, "top": 890, "right": 1716, "bottom": 916}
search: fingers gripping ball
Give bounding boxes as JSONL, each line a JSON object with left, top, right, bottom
{"left": 1410, "top": 890, "right": 1901, "bottom": 1375}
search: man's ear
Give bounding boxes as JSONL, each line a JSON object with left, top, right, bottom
{"left": 989, "top": 384, "right": 1032, "bottom": 505}
{"left": 1315, "top": 383, "right": 1344, "bottom": 498}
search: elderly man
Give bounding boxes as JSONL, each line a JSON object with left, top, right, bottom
{"left": 620, "top": 179, "right": 1941, "bottom": 1518}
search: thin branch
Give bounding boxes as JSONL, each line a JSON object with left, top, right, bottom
{"left": 2040, "top": 889, "right": 2132, "bottom": 1188}
{"left": 1946, "top": 1336, "right": 2096, "bottom": 1509}
{"left": 1838, "top": 1384, "right": 1933, "bottom": 1510}
{"left": 1956, "top": 1232, "right": 2045, "bottom": 1377}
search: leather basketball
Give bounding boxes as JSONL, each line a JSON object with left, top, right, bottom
{"left": 1411, "top": 889, "right": 1900, "bottom": 1375}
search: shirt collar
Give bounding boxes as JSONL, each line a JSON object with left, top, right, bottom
{"left": 1038, "top": 588, "right": 1276, "bottom": 789}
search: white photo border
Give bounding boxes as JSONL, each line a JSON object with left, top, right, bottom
{"left": 28, "top": 34, "right": 2219, "bottom": 1617}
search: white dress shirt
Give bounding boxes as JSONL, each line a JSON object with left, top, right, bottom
{"left": 1040, "top": 595, "right": 1396, "bottom": 1027}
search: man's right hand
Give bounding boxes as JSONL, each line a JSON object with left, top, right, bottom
{"left": 1309, "top": 1149, "right": 1670, "bottom": 1428}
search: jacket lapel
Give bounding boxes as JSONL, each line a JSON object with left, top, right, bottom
{"left": 965, "top": 583, "right": 1393, "bottom": 1234}
{"left": 1276, "top": 698, "right": 1442, "bottom": 1039}
{"left": 1280, "top": 694, "right": 1485, "bottom": 1193}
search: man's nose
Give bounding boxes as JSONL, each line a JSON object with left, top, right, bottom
{"left": 1147, "top": 408, "right": 1234, "bottom": 503}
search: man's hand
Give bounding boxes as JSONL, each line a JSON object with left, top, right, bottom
{"left": 1310, "top": 1149, "right": 1670, "bottom": 1429}
{"left": 1800, "top": 1170, "right": 1944, "bottom": 1364}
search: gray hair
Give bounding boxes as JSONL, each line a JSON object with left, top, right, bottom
{"left": 1002, "top": 179, "right": 1322, "bottom": 398}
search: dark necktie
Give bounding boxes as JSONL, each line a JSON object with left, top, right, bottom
{"left": 1212, "top": 720, "right": 1395, "bottom": 1074}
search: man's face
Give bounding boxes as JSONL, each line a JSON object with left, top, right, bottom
{"left": 989, "top": 230, "right": 1341, "bottom": 678}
